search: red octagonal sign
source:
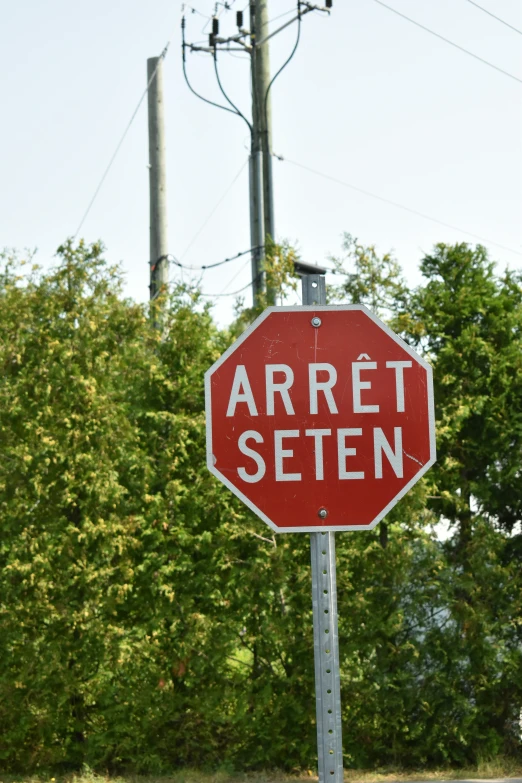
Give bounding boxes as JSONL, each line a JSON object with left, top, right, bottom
{"left": 205, "top": 306, "right": 435, "bottom": 532}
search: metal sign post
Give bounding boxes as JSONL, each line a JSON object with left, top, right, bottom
{"left": 311, "top": 531, "right": 343, "bottom": 781}
{"left": 301, "top": 267, "right": 343, "bottom": 782}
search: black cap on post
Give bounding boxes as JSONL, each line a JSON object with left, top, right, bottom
{"left": 293, "top": 260, "right": 328, "bottom": 277}
{"left": 236, "top": 10, "right": 243, "bottom": 27}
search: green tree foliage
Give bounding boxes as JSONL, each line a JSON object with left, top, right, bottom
{"left": 331, "top": 238, "right": 522, "bottom": 765}
{"left": 401, "top": 243, "right": 522, "bottom": 763}
{"left": 405, "top": 243, "right": 522, "bottom": 535}
{"left": 0, "top": 242, "right": 315, "bottom": 771}
{"left": 231, "top": 237, "right": 300, "bottom": 336}
{"left": 0, "top": 239, "right": 520, "bottom": 772}
{"left": 329, "top": 233, "right": 408, "bottom": 316}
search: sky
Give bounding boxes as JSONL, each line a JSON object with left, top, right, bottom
{"left": 2, "top": 0, "right": 521, "bottom": 326}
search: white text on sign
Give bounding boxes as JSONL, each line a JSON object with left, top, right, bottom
{"left": 226, "top": 361, "right": 412, "bottom": 416}
{"left": 226, "top": 361, "right": 412, "bottom": 483}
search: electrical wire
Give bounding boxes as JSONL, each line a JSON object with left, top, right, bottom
{"left": 167, "top": 244, "right": 263, "bottom": 271}
{"left": 179, "top": 158, "right": 248, "bottom": 260}
{"left": 264, "top": 1, "right": 302, "bottom": 128}
{"left": 182, "top": 3, "right": 210, "bottom": 20}
{"left": 200, "top": 245, "right": 262, "bottom": 269}
{"left": 73, "top": 43, "right": 169, "bottom": 239}
{"left": 268, "top": 7, "right": 300, "bottom": 26}
{"left": 182, "top": 18, "right": 246, "bottom": 120}
{"left": 276, "top": 156, "right": 522, "bottom": 258}
{"left": 201, "top": 279, "right": 253, "bottom": 297}
{"left": 463, "top": 0, "right": 522, "bottom": 35}
{"left": 218, "top": 255, "right": 253, "bottom": 293}
{"left": 183, "top": 0, "right": 309, "bottom": 145}
{"left": 213, "top": 49, "right": 253, "bottom": 131}
{"left": 199, "top": 1, "right": 238, "bottom": 34}
{"left": 227, "top": 49, "right": 252, "bottom": 60}
{"left": 181, "top": 2, "right": 214, "bottom": 34}
{"left": 200, "top": 257, "right": 254, "bottom": 297}
{"left": 372, "top": 0, "right": 522, "bottom": 85}
{"left": 217, "top": 0, "right": 239, "bottom": 16}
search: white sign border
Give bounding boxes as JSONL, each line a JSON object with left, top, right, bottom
{"left": 205, "top": 304, "right": 436, "bottom": 533}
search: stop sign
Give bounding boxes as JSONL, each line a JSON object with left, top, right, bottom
{"left": 205, "top": 305, "right": 435, "bottom": 532}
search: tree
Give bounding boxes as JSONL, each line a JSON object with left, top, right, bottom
{"left": 0, "top": 237, "right": 520, "bottom": 771}
{"left": 0, "top": 242, "right": 322, "bottom": 771}
{"left": 329, "top": 232, "right": 408, "bottom": 316}
{"left": 404, "top": 242, "right": 522, "bottom": 537}
{"left": 330, "top": 237, "right": 522, "bottom": 764}
{"left": 400, "top": 243, "right": 522, "bottom": 761}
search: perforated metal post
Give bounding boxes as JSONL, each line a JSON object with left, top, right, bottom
{"left": 310, "top": 531, "right": 343, "bottom": 782}
{"left": 302, "top": 271, "right": 343, "bottom": 783}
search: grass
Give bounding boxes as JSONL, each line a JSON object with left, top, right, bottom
{"left": 1, "top": 760, "right": 522, "bottom": 783}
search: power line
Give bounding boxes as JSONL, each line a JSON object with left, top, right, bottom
{"left": 200, "top": 244, "right": 263, "bottom": 269}
{"left": 181, "top": 3, "right": 214, "bottom": 35}
{"left": 372, "top": 0, "right": 522, "bottom": 85}
{"left": 213, "top": 49, "right": 252, "bottom": 131}
{"left": 268, "top": 8, "right": 299, "bottom": 26}
{"left": 181, "top": 20, "right": 245, "bottom": 123}
{"left": 463, "top": 0, "right": 522, "bottom": 35}
{"left": 202, "top": 278, "right": 253, "bottom": 297}
{"left": 217, "top": 1, "right": 239, "bottom": 16}
{"left": 74, "top": 43, "right": 170, "bottom": 240}
{"left": 198, "top": 1, "right": 239, "bottom": 34}
{"left": 200, "top": 256, "right": 254, "bottom": 297}
{"left": 168, "top": 244, "right": 264, "bottom": 271}
{"left": 178, "top": 158, "right": 248, "bottom": 260}
{"left": 276, "top": 156, "right": 522, "bottom": 258}
{"left": 182, "top": 3, "right": 210, "bottom": 20}
{"left": 199, "top": 257, "right": 343, "bottom": 299}
{"left": 218, "top": 255, "right": 253, "bottom": 294}
{"left": 264, "top": 6, "right": 302, "bottom": 126}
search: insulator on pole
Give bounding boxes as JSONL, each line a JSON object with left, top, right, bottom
{"left": 212, "top": 16, "right": 219, "bottom": 35}
{"left": 209, "top": 33, "right": 215, "bottom": 47}
{"left": 326, "top": 0, "right": 332, "bottom": 6}
{"left": 236, "top": 10, "right": 243, "bottom": 27}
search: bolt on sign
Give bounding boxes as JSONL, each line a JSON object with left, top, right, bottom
{"left": 205, "top": 305, "right": 436, "bottom": 531}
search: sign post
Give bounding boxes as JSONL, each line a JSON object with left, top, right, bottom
{"left": 301, "top": 267, "right": 343, "bottom": 782}
{"left": 204, "top": 280, "right": 436, "bottom": 781}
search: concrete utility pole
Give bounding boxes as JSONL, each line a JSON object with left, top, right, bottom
{"left": 254, "top": 0, "right": 275, "bottom": 243}
{"left": 249, "top": 0, "right": 276, "bottom": 306}
{"left": 249, "top": 3, "right": 265, "bottom": 305}
{"left": 147, "top": 56, "right": 169, "bottom": 303}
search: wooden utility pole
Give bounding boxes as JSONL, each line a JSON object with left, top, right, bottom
{"left": 147, "top": 56, "right": 169, "bottom": 303}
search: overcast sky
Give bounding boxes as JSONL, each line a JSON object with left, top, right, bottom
{"left": 2, "top": 0, "right": 521, "bottom": 324}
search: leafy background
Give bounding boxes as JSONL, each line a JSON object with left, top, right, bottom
{"left": 0, "top": 237, "right": 521, "bottom": 772}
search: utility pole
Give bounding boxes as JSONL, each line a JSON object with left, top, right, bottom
{"left": 253, "top": 0, "right": 275, "bottom": 242}
{"left": 249, "top": 2, "right": 267, "bottom": 305}
{"left": 182, "top": 2, "right": 333, "bottom": 306}
{"left": 250, "top": 0, "right": 275, "bottom": 305}
{"left": 147, "top": 55, "right": 169, "bottom": 305}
